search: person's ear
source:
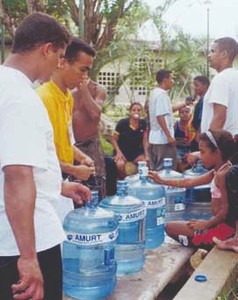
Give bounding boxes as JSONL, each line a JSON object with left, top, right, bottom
{"left": 40, "top": 42, "right": 54, "bottom": 58}
{"left": 221, "top": 50, "right": 228, "bottom": 59}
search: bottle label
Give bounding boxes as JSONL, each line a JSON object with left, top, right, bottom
{"left": 157, "top": 216, "right": 164, "bottom": 225}
{"left": 175, "top": 203, "right": 185, "bottom": 211}
{"left": 65, "top": 228, "right": 118, "bottom": 246}
{"left": 157, "top": 207, "right": 165, "bottom": 225}
{"left": 143, "top": 197, "right": 166, "bottom": 209}
{"left": 117, "top": 207, "right": 146, "bottom": 223}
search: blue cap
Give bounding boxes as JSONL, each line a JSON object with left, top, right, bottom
{"left": 195, "top": 274, "right": 207, "bottom": 282}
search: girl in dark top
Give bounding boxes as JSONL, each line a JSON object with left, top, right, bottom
{"left": 111, "top": 102, "right": 149, "bottom": 179}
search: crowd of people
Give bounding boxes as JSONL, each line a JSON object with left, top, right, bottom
{"left": 1, "top": 11, "right": 238, "bottom": 300}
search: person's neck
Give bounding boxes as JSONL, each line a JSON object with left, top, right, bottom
{"left": 51, "top": 74, "right": 68, "bottom": 94}
{"left": 216, "top": 62, "right": 233, "bottom": 73}
{"left": 130, "top": 117, "right": 139, "bottom": 128}
{"left": 4, "top": 53, "right": 37, "bottom": 82}
{"left": 158, "top": 83, "right": 168, "bottom": 91}
{"left": 179, "top": 119, "right": 188, "bottom": 127}
{"left": 214, "top": 160, "right": 228, "bottom": 171}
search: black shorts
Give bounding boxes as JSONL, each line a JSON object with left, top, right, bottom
{"left": 0, "top": 244, "right": 62, "bottom": 300}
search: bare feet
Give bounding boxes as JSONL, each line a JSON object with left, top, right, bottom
{"left": 213, "top": 236, "right": 238, "bottom": 253}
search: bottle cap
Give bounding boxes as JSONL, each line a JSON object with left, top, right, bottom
{"left": 194, "top": 274, "right": 207, "bottom": 282}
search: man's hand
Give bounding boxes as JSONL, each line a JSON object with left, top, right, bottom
{"left": 12, "top": 257, "right": 43, "bottom": 300}
{"left": 81, "top": 156, "right": 94, "bottom": 167}
{"left": 167, "top": 136, "right": 176, "bottom": 145}
{"left": 62, "top": 181, "right": 91, "bottom": 206}
{"left": 73, "top": 165, "right": 95, "bottom": 180}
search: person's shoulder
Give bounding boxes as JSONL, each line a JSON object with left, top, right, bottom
{"left": 36, "top": 82, "right": 55, "bottom": 104}
{"left": 118, "top": 118, "right": 128, "bottom": 125}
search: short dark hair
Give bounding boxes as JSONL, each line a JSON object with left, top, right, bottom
{"left": 215, "top": 37, "right": 238, "bottom": 62}
{"left": 156, "top": 69, "right": 172, "bottom": 84}
{"left": 193, "top": 75, "right": 210, "bottom": 87}
{"left": 64, "top": 37, "right": 96, "bottom": 63}
{"left": 12, "top": 12, "right": 70, "bottom": 53}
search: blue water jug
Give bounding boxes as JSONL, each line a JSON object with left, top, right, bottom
{"left": 183, "top": 160, "right": 212, "bottom": 220}
{"left": 99, "top": 180, "right": 146, "bottom": 275}
{"left": 125, "top": 161, "right": 147, "bottom": 183}
{"left": 63, "top": 191, "right": 118, "bottom": 300}
{"left": 158, "top": 158, "right": 186, "bottom": 221}
{"left": 128, "top": 165, "right": 165, "bottom": 249}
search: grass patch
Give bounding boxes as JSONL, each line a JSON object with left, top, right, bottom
{"left": 217, "top": 282, "right": 238, "bottom": 300}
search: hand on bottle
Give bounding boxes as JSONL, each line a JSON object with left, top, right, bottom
{"left": 148, "top": 170, "right": 163, "bottom": 184}
{"left": 62, "top": 181, "right": 91, "bottom": 206}
{"left": 186, "top": 151, "right": 200, "bottom": 166}
{"left": 12, "top": 257, "right": 44, "bottom": 300}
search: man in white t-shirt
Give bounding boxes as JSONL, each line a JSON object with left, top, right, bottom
{"left": 149, "top": 69, "right": 187, "bottom": 171}
{"left": 201, "top": 37, "right": 238, "bottom": 134}
{"left": 0, "top": 13, "right": 90, "bottom": 300}
{"left": 188, "top": 37, "right": 238, "bottom": 165}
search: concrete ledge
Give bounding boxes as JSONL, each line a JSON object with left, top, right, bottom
{"left": 174, "top": 246, "right": 238, "bottom": 300}
{"left": 64, "top": 242, "right": 194, "bottom": 300}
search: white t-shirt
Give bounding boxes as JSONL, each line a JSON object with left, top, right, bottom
{"left": 149, "top": 87, "right": 174, "bottom": 144}
{"left": 201, "top": 68, "right": 238, "bottom": 135}
{"left": 0, "top": 66, "right": 66, "bottom": 256}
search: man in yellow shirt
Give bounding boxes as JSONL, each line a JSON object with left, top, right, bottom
{"left": 37, "top": 37, "right": 95, "bottom": 183}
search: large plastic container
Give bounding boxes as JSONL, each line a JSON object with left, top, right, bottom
{"left": 128, "top": 166, "right": 165, "bottom": 249}
{"left": 183, "top": 160, "right": 212, "bottom": 220}
{"left": 63, "top": 191, "right": 118, "bottom": 300}
{"left": 99, "top": 180, "right": 146, "bottom": 275}
{"left": 125, "top": 161, "right": 147, "bottom": 184}
{"left": 158, "top": 158, "right": 186, "bottom": 221}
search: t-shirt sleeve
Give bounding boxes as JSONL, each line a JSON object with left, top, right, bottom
{"left": 0, "top": 99, "right": 48, "bottom": 170}
{"left": 115, "top": 118, "right": 126, "bottom": 135}
{"left": 208, "top": 75, "right": 229, "bottom": 107}
{"left": 155, "top": 93, "right": 170, "bottom": 116}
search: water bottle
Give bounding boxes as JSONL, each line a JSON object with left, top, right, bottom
{"left": 125, "top": 161, "right": 147, "bottom": 183}
{"left": 63, "top": 191, "right": 118, "bottom": 300}
{"left": 99, "top": 180, "right": 146, "bottom": 275}
{"left": 183, "top": 160, "right": 212, "bottom": 220}
{"left": 158, "top": 158, "right": 186, "bottom": 221}
{"left": 128, "top": 165, "right": 165, "bottom": 249}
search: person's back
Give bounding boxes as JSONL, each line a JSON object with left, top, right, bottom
{"left": 202, "top": 68, "right": 238, "bottom": 135}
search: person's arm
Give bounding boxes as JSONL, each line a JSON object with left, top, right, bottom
{"left": 188, "top": 171, "right": 229, "bottom": 231}
{"left": 60, "top": 161, "right": 95, "bottom": 181}
{"left": 110, "top": 132, "right": 126, "bottom": 161}
{"left": 172, "top": 102, "right": 186, "bottom": 112}
{"left": 148, "top": 169, "right": 214, "bottom": 187}
{"left": 4, "top": 165, "right": 44, "bottom": 300}
{"left": 73, "top": 80, "right": 106, "bottom": 122}
{"left": 142, "top": 129, "right": 149, "bottom": 161}
{"left": 61, "top": 181, "right": 91, "bottom": 206}
{"left": 157, "top": 115, "right": 176, "bottom": 144}
{"left": 73, "top": 145, "right": 94, "bottom": 167}
{"left": 209, "top": 103, "right": 227, "bottom": 131}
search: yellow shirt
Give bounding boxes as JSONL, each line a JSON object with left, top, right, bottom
{"left": 37, "top": 80, "right": 74, "bottom": 164}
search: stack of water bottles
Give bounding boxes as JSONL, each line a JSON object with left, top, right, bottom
{"left": 127, "top": 162, "right": 166, "bottom": 249}
{"left": 99, "top": 180, "right": 146, "bottom": 275}
{"left": 63, "top": 191, "right": 118, "bottom": 300}
{"left": 158, "top": 158, "right": 186, "bottom": 222}
{"left": 183, "top": 160, "right": 212, "bottom": 220}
